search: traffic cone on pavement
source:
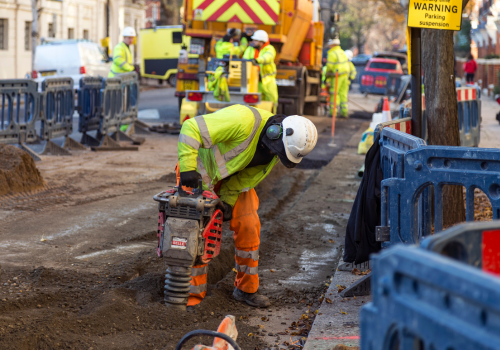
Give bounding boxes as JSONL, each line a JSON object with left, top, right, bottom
{"left": 382, "top": 97, "right": 391, "bottom": 122}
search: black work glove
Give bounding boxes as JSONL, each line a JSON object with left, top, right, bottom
{"left": 218, "top": 201, "right": 233, "bottom": 221}
{"left": 180, "top": 171, "right": 201, "bottom": 188}
{"left": 251, "top": 59, "right": 259, "bottom": 66}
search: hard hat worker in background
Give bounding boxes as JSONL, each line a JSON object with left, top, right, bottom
{"left": 177, "top": 105, "right": 318, "bottom": 308}
{"left": 249, "top": 30, "right": 279, "bottom": 113}
{"left": 109, "top": 27, "right": 136, "bottom": 78}
{"left": 325, "top": 38, "right": 350, "bottom": 118}
{"left": 344, "top": 50, "right": 357, "bottom": 90}
{"left": 215, "top": 28, "right": 248, "bottom": 59}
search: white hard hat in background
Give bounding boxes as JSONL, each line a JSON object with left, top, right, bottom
{"left": 251, "top": 30, "right": 269, "bottom": 42}
{"left": 282, "top": 116, "right": 318, "bottom": 163}
{"left": 327, "top": 38, "right": 340, "bottom": 46}
{"left": 345, "top": 50, "right": 353, "bottom": 61}
{"left": 122, "top": 27, "right": 137, "bottom": 37}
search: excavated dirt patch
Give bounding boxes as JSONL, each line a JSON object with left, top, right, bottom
{"left": 0, "top": 144, "right": 45, "bottom": 196}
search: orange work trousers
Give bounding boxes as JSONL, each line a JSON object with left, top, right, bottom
{"left": 174, "top": 164, "right": 260, "bottom": 306}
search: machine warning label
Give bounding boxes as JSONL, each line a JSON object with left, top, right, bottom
{"left": 171, "top": 237, "right": 187, "bottom": 249}
{"left": 408, "top": 0, "right": 463, "bottom": 31}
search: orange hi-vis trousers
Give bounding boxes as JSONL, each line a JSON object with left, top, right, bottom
{"left": 175, "top": 164, "right": 260, "bottom": 306}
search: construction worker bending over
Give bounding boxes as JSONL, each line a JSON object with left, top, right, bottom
{"left": 109, "top": 27, "right": 136, "bottom": 78}
{"left": 215, "top": 28, "right": 248, "bottom": 59}
{"left": 325, "top": 39, "right": 350, "bottom": 118}
{"left": 177, "top": 105, "right": 318, "bottom": 308}
{"left": 345, "top": 50, "right": 357, "bottom": 90}
{"left": 251, "top": 30, "right": 278, "bottom": 113}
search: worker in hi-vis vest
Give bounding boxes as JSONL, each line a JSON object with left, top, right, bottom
{"left": 109, "top": 27, "right": 136, "bottom": 78}
{"left": 325, "top": 38, "right": 350, "bottom": 118}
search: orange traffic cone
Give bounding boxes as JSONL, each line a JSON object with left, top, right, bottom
{"left": 187, "top": 315, "right": 239, "bottom": 350}
{"left": 382, "top": 97, "right": 391, "bottom": 122}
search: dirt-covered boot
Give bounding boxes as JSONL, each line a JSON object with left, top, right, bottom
{"left": 233, "top": 288, "right": 270, "bottom": 308}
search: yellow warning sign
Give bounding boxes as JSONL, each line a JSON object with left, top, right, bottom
{"left": 408, "top": 0, "right": 463, "bottom": 31}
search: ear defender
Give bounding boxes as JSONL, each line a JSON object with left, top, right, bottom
{"left": 266, "top": 124, "right": 283, "bottom": 140}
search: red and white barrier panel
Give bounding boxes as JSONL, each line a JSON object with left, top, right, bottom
{"left": 375, "top": 117, "right": 412, "bottom": 136}
{"left": 456, "top": 87, "right": 477, "bottom": 102}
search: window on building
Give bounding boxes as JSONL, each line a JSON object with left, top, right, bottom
{"left": 48, "top": 23, "right": 55, "bottom": 38}
{"left": 83, "top": 29, "right": 89, "bottom": 40}
{"left": 68, "top": 28, "right": 74, "bottom": 39}
{"left": 0, "top": 19, "right": 8, "bottom": 50}
{"left": 25, "top": 22, "right": 31, "bottom": 51}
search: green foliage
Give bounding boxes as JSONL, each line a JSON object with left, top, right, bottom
{"left": 454, "top": 19, "right": 471, "bottom": 53}
{"left": 485, "top": 53, "right": 500, "bottom": 59}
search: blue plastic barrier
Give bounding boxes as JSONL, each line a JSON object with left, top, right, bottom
{"left": 378, "top": 138, "right": 500, "bottom": 245}
{"left": 0, "top": 79, "right": 39, "bottom": 144}
{"left": 40, "top": 77, "right": 75, "bottom": 140}
{"left": 78, "top": 76, "right": 103, "bottom": 135}
{"left": 117, "top": 72, "right": 139, "bottom": 126}
{"left": 99, "top": 77, "right": 122, "bottom": 135}
{"left": 360, "top": 245, "right": 500, "bottom": 350}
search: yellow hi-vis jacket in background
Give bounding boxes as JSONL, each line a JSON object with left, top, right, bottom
{"left": 256, "top": 44, "right": 278, "bottom": 111}
{"left": 326, "top": 46, "right": 349, "bottom": 80}
{"left": 215, "top": 38, "right": 248, "bottom": 59}
{"left": 178, "top": 105, "right": 279, "bottom": 207}
{"left": 109, "top": 42, "right": 135, "bottom": 78}
{"left": 348, "top": 61, "right": 357, "bottom": 83}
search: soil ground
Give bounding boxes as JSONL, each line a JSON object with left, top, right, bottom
{"left": 0, "top": 97, "right": 368, "bottom": 350}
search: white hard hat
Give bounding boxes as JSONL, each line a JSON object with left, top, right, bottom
{"left": 122, "top": 27, "right": 136, "bottom": 37}
{"left": 251, "top": 30, "right": 269, "bottom": 42}
{"left": 282, "top": 116, "right": 318, "bottom": 163}
{"left": 327, "top": 38, "right": 340, "bottom": 46}
{"left": 345, "top": 50, "right": 353, "bottom": 61}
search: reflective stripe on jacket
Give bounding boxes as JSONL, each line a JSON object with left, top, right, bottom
{"left": 178, "top": 105, "right": 279, "bottom": 206}
{"left": 326, "top": 47, "right": 350, "bottom": 77}
{"left": 349, "top": 62, "right": 357, "bottom": 81}
{"left": 256, "top": 43, "right": 276, "bottom": 83}
{"left": 215, "top": 38, "right": 248, "bottom": 59}
{"left": 109, "top": 42, "right": 134, "bottom": 77}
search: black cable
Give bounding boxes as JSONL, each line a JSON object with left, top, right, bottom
{"left": 175, "top": 330, "right": 241, "bottom": 350}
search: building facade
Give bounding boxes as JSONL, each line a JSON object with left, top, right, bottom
{"left": 0, "top": 0, "right": 145, "bottom": 79}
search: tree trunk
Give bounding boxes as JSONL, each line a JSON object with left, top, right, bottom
{"left": 421, "top": 28, "right": 465, "bottom": 227}
{"left": 31, "top": 0, "right": 38, "bottom": 74}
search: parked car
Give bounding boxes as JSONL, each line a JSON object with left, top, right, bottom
{"left": 351, "top": 54, "right": 372, "bottom": 67}
{"left": 359, "top": 58, "right": 403, "bottom": 94}
{"left": 33, "top": 39, "right": 112, "bottom": 90}
{"left": 373, "top": 51, "right": 408, "bottom": 74}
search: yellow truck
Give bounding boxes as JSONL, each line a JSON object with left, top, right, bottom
{"left": 175, "top": 0, "right": 324, "bottom": 123}
{"left": 139, "top": 25, "right": 195, "bottom": 86}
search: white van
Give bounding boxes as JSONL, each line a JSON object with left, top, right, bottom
{"left": 33, "top": 39, "right": 112, "bottom": 90}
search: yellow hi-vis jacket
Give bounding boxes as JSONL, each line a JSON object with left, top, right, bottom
{"left": 326, "top": 46, "right": 349, "bottom": 78}
{"left": 215, "top": 38, "right": 248, "bottom": 59}
{"left": 256, "top": 44, "right": 277, "bottom": 83}
{"left": 109, "top": 41, "right": 134, "bottom": 78}
{"left": 348, "top": 61, "right": 357, "bottom": 82}
{"left": 178, "top": 105, "right": 279, "bottom": 207}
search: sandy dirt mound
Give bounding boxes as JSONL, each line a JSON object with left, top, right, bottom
{"left": 0, "top": 144, "right": 45, "bottom": 196}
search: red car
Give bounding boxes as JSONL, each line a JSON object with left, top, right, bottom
{"left": 360, "top": 58, "right": 403, "bottom": 94}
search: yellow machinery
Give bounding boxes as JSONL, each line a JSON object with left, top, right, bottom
{"left": 139, "top": 25, "right": 195, "bottom": 86}
{"left": 176, "top": 0, "right": 324, "bottom": 123}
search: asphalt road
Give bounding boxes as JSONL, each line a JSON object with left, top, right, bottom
{"left": 138, "top": 87, "right": 180, "bottom": 122}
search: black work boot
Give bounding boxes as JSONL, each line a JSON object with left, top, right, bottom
{"left": 233, "top": 288, "right": 270, "bottom": 308}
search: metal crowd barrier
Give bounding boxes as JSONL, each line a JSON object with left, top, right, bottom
{"left": 99, "top": 77, "right": 122, "bottom": 135}
{"left": 360, "top": 244, "right": 500, "bottom": 350}
{"left": 359, "top": 72, "right": 403, "bottom": 95}
{"left": 377, "top": 130, "right": 500, "bottom": 245}
{"left": 0, "top": 79, "right": 39, "bottom": 145}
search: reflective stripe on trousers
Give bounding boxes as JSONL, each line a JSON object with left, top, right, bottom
{"left": 188, "top": 264, "right": 208, "bottom": 306}
{"left": 231, "top": 189, "right": 260, "bottom": 293}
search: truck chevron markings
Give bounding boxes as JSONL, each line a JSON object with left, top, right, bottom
{"left": 193, "top": 0, "right": 279, "bottom": 25}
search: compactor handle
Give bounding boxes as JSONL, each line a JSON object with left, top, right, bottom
{"left": 178, "top": 178, "right": 203, "bottom": 198}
